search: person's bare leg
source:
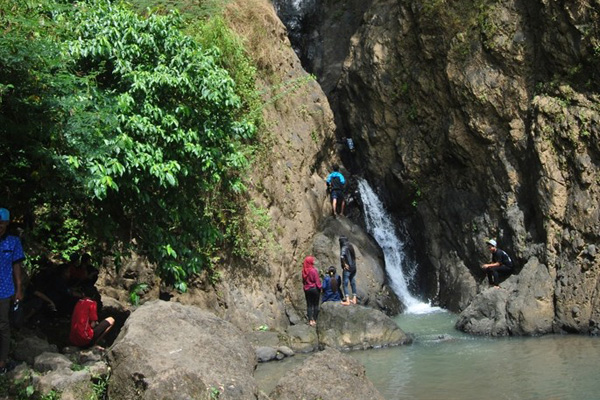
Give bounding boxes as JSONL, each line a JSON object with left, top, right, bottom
{"left": 332, "top": 198, "right": 338, "bottom": 216}
{"left": 340, "top": 200, "right": 346, "bottom": 216}
{"left": 93, "top": 317, "right": 115, "bottom": 346}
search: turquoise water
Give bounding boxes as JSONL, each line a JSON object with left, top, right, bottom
{"left": 255, "top": 311, "right": 600, "bottom": 399}
{"left": 351, "top": 311, "right": 600, "bottom": 400}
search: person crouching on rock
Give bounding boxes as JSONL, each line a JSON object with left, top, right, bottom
{"left": 321, "top": 266, "right": 343, "bottom": 303}
{"left": 69, "top": 287, "right": 114, "bottom": 350}
{"left": 302, "top": 256, "right": 322, "bottom": 327}
{"left": 481, "top": 239, "right": 513, "bottom": 287}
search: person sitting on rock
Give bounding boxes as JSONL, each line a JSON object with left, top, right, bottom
{"left": 302, "top": 255, "right": 322, "bottom": 327}
{"left": 321, "top": 266, "right": 343, "bottom": 303}
{"left": 339, "top": 236, "right": 358, "bottom": 305}
{"left": 326, "top": 164, "right": 346, "bottom": 217}
{"left": 69, "top": 287, "right": 114, "bottom": 349}
{"left": 481, "top": 239, "right": 513, "bottom": 287}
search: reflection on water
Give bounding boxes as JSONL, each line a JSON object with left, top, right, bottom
{"left": 255, "top": 312, "right": 600, "bottom": 400}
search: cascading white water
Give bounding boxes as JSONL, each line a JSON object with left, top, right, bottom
{"left": 358, "top": 178, "right": 440, "bottom": 314}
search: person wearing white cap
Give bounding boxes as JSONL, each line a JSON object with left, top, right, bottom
{"left": 0, "top": 208, "right": 24, "bottom": 374}
{"left": 481, "top": 239, "right": 513, "bottom": 287}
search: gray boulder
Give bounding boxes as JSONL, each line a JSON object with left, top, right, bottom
{"left": 317, "top": 302, "right": 410, "bottom": 350}
{"left": 32, "top": 368, "right": 93, "bottom": 399}
{"left": 34, "top": 352, "right": 72, "bottom": 373}
{"left": 269, "top": 347, "right": 384, "bottom": 400}
{"left": 276, "top": 346, "right": 294, "bottom": 357}
{"left": 256, "top": 346, "right": 278, "bottom": 362}
{"left": 456, "top": 257, "right": 554, "bottom": 336}
{"left": 285, "top": 324, "right": 318, "bottom": 353}
{"left": 107, "top": 300, "right": 260, "bottom": 400}
{"left": 13, "top": 336, "right": 58, "bottom": 365}
{"left": 246, "top": 331, "right": 281, "bottom": 348}
{"left": 312, "top": 217, "right": 402, "bottom": 314}
{"left": 287, "top": 217, "right": 401, "bottom": 326}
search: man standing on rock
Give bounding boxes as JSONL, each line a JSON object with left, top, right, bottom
{"left": 0, "top": 208, "right": 24, "bottom": 374}
{"left": 326, "top": 164, "right": 346, "bottom": 217}
{"left": 481, "top": 239, "right": 513, "bottom": 287}
{"left": 339, "top": 236, "right": 357, "bottom": 305}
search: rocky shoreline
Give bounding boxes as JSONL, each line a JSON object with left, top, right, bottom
{"left": 2, "top": 299, "right": 409, "bottom": 399}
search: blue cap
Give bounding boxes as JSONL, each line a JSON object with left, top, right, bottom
{"left": 0, "top": 208, "right": 10, "bottom": 222}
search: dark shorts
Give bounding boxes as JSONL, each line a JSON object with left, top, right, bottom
{"left": 330, "top": 190, "right": 344, "bottom": 201}
{"left": 91, "top": 319, "right": 112, "bottom": 343}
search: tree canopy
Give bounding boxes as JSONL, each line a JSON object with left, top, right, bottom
{"left": 0, "top": 0, "right": 259, "bottom": 290}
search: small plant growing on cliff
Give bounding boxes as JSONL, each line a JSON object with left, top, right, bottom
{"left": 209, "top": 386, "right": 221, "bottom": 399}
{"left": 411, "top": 181, "right": 422, "bottom": 207}
{"left": 91, "top": 374, "right": 109, "bottom": 400}
{"left": 310, "top": 130, "right": 319, "bottom": 144}
{"left": 129, "top": 283, "right": 149, "bottom": 306}
{"left": 40, "top": 390, "right": 61, "bottom": 400}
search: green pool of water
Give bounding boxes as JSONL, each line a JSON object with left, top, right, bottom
{"left": 256, "top": 311, "right": 600, "bottom": 399}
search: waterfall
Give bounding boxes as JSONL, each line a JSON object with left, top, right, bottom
{"left": 358, "top": 179, "right": 440, "bottom": 314}
{"left": 272, "top": 0, "right": 316, "bottom": 57}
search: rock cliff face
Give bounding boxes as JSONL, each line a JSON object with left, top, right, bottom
{"left": 282, "top": 0, "right": 600, "bottom": 333}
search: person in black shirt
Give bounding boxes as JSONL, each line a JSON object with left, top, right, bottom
{"left": 339, "top": 236, "right": 357, "bottom": 304}
{"left": 481, "top": 239, "right": 513, "bottom": 287}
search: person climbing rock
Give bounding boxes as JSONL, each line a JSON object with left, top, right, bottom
{"left": 326, "top": 164, "right": 346, "bottom": 217}
{"left": 321, "top": 266, "right": 343, "bottom": 303}
{"left": 339, "top": 236, "right": 358, "bottom": 305}
{"left": 0, "top": 208, "right": 24, "bottom": 374}
{"left": 481, "top": 239, "right": 513, "bottom": 287}
{"left": 302, "top": 256, "right": 322, "bottom": 327}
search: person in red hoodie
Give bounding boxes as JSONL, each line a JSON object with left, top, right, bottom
{"left": 302, "top": 255, "right": 322, "bottom": 327}
{"left": 69, "top": 289, "right": 114, "bottom": 349}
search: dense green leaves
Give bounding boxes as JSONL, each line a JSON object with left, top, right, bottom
{"left": 0, "top": 0, "right": 259, "bottom": 287}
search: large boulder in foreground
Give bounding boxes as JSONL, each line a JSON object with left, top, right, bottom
{"left": 269, "top": 347, "right": 384, "bottom": 400}
{"left": 455, "top": 257, "right": 554, "bottom": 336}
{"left": 317, "top": 302, "right": 410, "bottom": 350}
{"left": 107, "top": 300, "right": 260, "bottom": 400}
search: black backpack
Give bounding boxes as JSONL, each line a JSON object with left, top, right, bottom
{"left": 330, "top": 176, "right": 344, "bottom": 191}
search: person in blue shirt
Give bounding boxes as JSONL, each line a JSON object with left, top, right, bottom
{"left": 0, "top": 208, "right": 24, "bottom": 374}
{"left": 321, "top": 266, "right": 343, "bottom": 303}
{"left": 326, "top": 164, "right": 346, "bottom": 217}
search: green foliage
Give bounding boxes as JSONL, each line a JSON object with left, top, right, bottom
{"left": 70, "top": 363, "right": 86, "bottom": 372}
{"left": 192, "top": 15, "right": 261, "bottom": 119}
{"left": 131, "top": 0, "right": 231, "bottom": 21}
{"left": 411, "top": 180, "right": 422, "bottom": 208}
{"left": 0, "top": 0, "right": 261, "bottom": 289}
{"left": 129, "top": 282, "right": 149, "bottom": 305}
{"left": 0, "top": 372, "right": 36, "bottom": 400}
{"left": 90, "top": 374, "right": 109, "bottom": 400}
{"left": 209, "top": 386, "right": 221, "bottom": 399}
{"left": 40, "top": 390, "right": 61, "bottom": 400}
